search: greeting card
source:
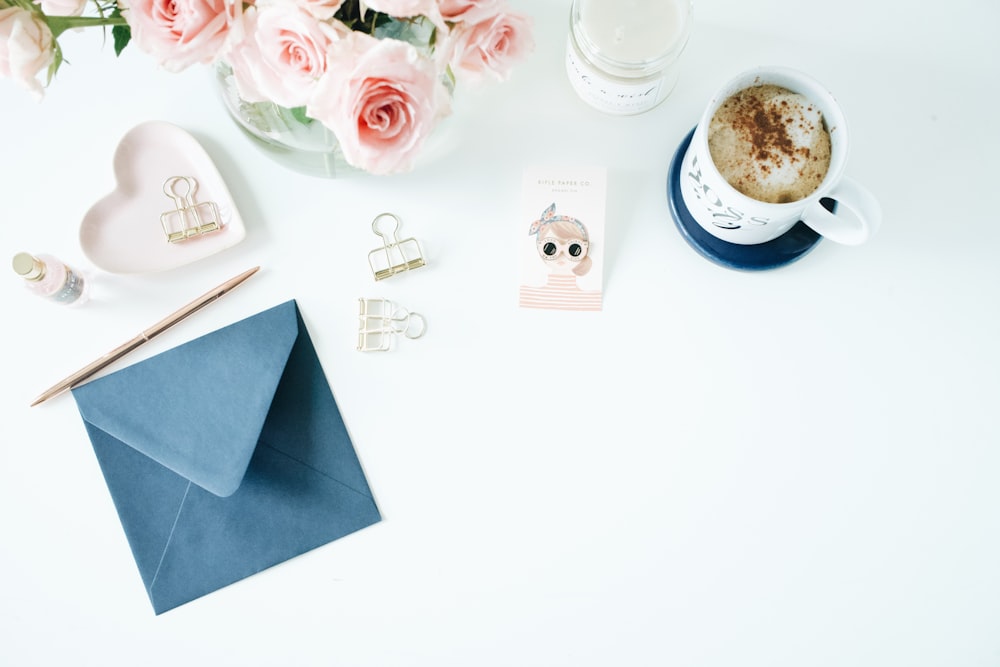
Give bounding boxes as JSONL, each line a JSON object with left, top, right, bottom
{"left": 518, "top": 166, "right": 607, "bottom": 311}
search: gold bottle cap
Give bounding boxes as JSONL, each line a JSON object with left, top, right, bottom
{"left": 12, "top": 252, "right": 45, "bottom": 281}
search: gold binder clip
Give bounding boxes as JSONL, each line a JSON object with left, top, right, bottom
{"left": 357, "top": 298, "right": 426, "bottom": 352}
{"left": 160, "top": 176, "right": 222, "bottom": 243}
{"left": 367, "top": 212, "right": 425, "bottom": 281}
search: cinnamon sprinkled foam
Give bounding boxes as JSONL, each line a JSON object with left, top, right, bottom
{"left": 708, "top": 84, "right": 831, "bottom": 204}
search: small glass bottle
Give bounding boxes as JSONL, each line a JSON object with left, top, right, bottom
{"left": 566, "top": 0, "right": 693, "bottom": 115}
{"left": 12, "top": 252, "right": 89, "bottom": 305}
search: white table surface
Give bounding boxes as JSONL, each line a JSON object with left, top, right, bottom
{"left": 2, "top": 1, "right": 999, "bottom": 665}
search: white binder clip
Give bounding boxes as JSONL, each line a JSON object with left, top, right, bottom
{"left": 357, "top": 298, "right": 426, "bottom": 352}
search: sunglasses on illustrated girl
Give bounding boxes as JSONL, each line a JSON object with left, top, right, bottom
{"left": 538, "top": 238, "right": 589, "bottom": 261}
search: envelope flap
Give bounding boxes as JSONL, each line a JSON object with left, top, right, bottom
{"left": 73, "top": 300, "right": 301, "bottom": 497}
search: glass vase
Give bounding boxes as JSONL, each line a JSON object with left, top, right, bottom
{"left": 214, "top": 61, "right": 353, "bottom": 178}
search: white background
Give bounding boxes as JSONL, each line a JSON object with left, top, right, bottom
{"left": 2, "top": 0, "right": 999, "bottom": 665}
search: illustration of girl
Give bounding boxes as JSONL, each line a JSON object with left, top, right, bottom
{"left": 519, "top": 203, "right": 602, "bottom": 311}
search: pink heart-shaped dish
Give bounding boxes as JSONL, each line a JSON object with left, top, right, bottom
{"left": 80, "top": 120, "right": 246, "bottom": 274}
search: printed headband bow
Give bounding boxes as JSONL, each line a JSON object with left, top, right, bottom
{"left": 528, "top": 203, "right": 588, "bottom": 238}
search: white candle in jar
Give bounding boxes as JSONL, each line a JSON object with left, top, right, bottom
{"left": 566, "top": 0, "right": 693, "bottom": 115}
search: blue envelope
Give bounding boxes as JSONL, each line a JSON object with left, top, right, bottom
{"left": 72, "top": 300, "right": 381, "bottom": 614}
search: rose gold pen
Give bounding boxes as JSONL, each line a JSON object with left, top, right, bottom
{"left": 30, "top": 266, "right": 260, "bottom": 407}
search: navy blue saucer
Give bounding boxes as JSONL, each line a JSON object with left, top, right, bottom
{"left": 667, "top": 127, "right": 831, "bottom": 271}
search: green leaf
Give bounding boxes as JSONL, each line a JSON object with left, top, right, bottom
{"left": 112, "top": 24, "right": 130, "bottom": 56}
{"left": 46, "top": 42, "right": 65, "bottom": 86}
{"left": 290, "top": 106, "right": 313, "bottom": 125}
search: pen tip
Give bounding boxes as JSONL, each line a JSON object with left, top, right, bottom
{"left": 238, "top": 266, "right": 260, "bottom": 282}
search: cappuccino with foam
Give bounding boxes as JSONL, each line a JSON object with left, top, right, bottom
{"left": 708, "top": 84, "right": 831, "bottom": 204}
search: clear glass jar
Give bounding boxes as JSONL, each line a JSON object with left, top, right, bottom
{"left": 566, "top": 0, "right": 693, "bottom": 115}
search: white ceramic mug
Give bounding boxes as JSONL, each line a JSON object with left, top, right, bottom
{"left": 679, "top": 66, "right": 881, "bottom": 245}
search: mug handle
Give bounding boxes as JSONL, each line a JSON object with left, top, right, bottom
{"left": 800, "top": 177, "right": 882, "bottom": 245}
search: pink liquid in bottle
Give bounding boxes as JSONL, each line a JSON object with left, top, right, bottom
{"left": 12, "top": 252, "right": 89, "bottom": 305}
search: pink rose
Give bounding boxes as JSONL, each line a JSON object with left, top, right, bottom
{"left": 121, "top": 0, "right": 241, "bottom": 72}
{"left": 447, "top": 8, "right": 533, "bottom": 84}
{"left": 360, "top": 0, "right": 435, "bottom": 17}
{"left": 226, "top": 3, "right": 346, "bottom": 108}
{"left": 297, "top": 0, "right": 346, "bottom": 20}
{"left": 438, "top": 0, "right": 501, "bottom": 24}
{"left": 0, "top": 6, "right": 54, "bottom": 98}
{"left": 360, "top": 0, "right": 444, "bottom": 29}
{"left": 33, "top": 0, "right": 88, "bottom": 17}
{"left": 307, "top": 32, "right": 451, "bottom": 174}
